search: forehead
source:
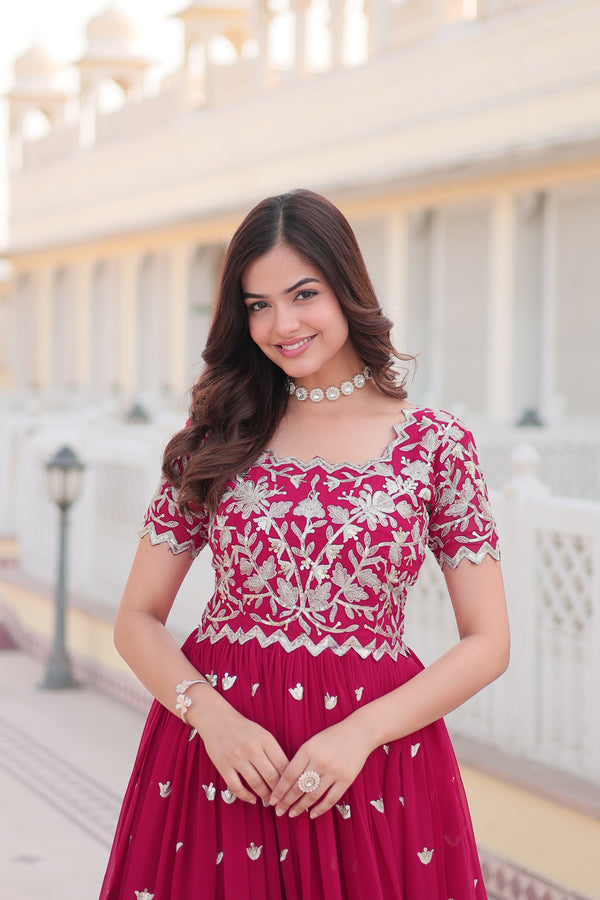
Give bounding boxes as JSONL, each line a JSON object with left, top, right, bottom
{"left": 242, "top": 244, "right": 321, "bottom": 292}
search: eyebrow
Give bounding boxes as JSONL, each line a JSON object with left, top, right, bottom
{"left": 243, "top": 276, "right": 321, "bottom": 301}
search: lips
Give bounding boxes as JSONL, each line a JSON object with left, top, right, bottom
{"left": 276, "top": 335, "right": 316, "bottom": 356}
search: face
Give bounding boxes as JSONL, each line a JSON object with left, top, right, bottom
{"left": 242, "top": 243, "right": 360, "bottom": 385}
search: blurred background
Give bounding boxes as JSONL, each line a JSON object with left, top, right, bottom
{"left": 0, "top": 1, "right": 599, "bottom": 898}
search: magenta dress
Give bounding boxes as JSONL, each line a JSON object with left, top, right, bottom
{"left": 100, "top": 407, "right": 499, "bottom": 900}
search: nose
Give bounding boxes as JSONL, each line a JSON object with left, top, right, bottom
{"left": 274, "top": 301, "right": 301, "bottom": 336}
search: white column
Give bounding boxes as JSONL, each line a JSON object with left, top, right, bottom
{"left": 429, "top": 211, "right": 444, "bottom": 408}
{"left": 486, "top": 192, "right": 515, "bottom": 420}
{"left": 74, "top": 257, "right": 94, "bottom": 389}
{"left": 384, "top": 210, "right": 408, "bottom": 353}
{"left": 540, "top": 193, "right": 558, "bottom": 421}
{"left": 329, "top": 0, "right": 346, "bottom": 68}
{"left": 168, "top": 243, "right": 191, "bottom": 395}
{"left": 119, "top": 252, "right": 139, "bottom": 397}
{"left": 363, "top": 0, "right": 390, "bottom": 59}
{"left": 37, "top": 264, "right": 53, "bottom": 390}
{"left": 252, "top": 0, "right": 273, "bottom": 87}
{"left": 292, "top": 0, "right": 311, "bottom": 77}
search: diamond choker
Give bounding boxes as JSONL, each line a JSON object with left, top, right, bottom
{"left": 288, "top": 366, "right": 372, "bottom": 403}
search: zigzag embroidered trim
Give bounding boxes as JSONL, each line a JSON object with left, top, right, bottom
{"left": 139, "top": 521, "right": 202, "bottom": 558}
{"left": 195, "top": 622, "right": 409, "bottom": 661}
{"left": 436, "top": 542, "right": 501, "bottom": 571}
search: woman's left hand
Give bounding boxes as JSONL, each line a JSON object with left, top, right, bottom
{"left": 269, "top": 718, "right": 374, "bottom": 819}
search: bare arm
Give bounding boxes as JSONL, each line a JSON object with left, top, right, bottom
{"left": 270, "top": 554, "right": 509, "bottom": 818}
{"left": 114, "top": 537, "right": 289, "bottom": 803}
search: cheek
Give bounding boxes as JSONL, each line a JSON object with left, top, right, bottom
{"left": 247, "top": 315, "right": 269, "bottom": 348}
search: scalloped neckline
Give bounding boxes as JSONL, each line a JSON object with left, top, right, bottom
{"left": 260, "top": 406, "right": 423, "bottom": 473}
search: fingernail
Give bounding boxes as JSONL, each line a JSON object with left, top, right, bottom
{"left": 275, "top": 807, "right": 284, "bottom": 817}
{"left": 288, "top": 809, "right": 298, "bottom": 818}
{"left": 269, "top": 797, "right": 277, "bottom": 806}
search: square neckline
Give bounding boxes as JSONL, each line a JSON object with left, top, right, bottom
{"left": 260, "top": 405, "right": 424, "bottom": 473}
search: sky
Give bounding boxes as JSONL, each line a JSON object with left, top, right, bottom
{"left": 0, "top": 1, "right": 195, "bottom": 250}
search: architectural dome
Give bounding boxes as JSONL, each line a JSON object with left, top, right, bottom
{"left": 13, "top": 43, "right": 58, "bottom": 88}
{"left": 85, "top": 4, "right": 137, "bottom": 57}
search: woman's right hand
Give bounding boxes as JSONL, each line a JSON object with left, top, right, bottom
{"left": 190, "top": 687, "right": 289, "bottom": 805}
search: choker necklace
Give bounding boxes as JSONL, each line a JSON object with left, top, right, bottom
{"left": 288, "top": 366, "right": 372, "bottom": 403}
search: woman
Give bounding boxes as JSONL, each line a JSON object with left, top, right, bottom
{"left": 100, "top": 189, "right": 509, "bottom": 900}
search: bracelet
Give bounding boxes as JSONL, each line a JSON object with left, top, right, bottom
{"left": 175, "top": 677, "right": 210, "bottom": 722}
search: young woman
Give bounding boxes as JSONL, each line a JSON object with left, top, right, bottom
{"left": 100, "top": 189, "right": 509, "bottom": 900}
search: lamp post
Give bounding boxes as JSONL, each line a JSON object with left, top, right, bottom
{"left": 40, "top": 445, "right": 85, "bottom": 690}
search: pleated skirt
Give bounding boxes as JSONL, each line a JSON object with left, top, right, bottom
{"left": 99, "top": 631, "right": 487, "bottom": 900}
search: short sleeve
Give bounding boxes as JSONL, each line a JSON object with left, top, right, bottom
{"left": 138, "top": 464, "right": 210, "bottom": 559}
{"left": 427, "top": 418, "right": 500, "bottom": 569}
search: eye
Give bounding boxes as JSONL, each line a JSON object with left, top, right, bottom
{"left": 247, "top": 300, "right": 268, "bottom": 313}
{"left": 295, "top": 289, "right": 317, "bottom": 301}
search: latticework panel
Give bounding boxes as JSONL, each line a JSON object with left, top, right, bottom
{"left": 536, "top": 530, "right": 593, "bottom": 634}
{"left": 535, "top": 528, "right": 595, "bottom": 777}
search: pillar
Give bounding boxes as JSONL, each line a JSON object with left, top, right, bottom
{"left": 119, "top": 252, "right": 139, "bottom": 397}
{"left": 73, "top": 257, "right": 94, "bottom": 389}
{"left": 36, "top": 264, "right": 54, "bottom": 390}
{"left": 486, "top": 192, "right": 515, "bottom": 420}
{"left": 168, "top": 243, "right": 192, "bottom": 396}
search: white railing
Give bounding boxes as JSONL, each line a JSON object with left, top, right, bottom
{"left": 405, "top": 442, "right": 600, "bottom": 784}
{"left": 475, "top": 422, "right": 600, "bottom": 501}
{"left": 1, "top": 403, "right": 599, "bottom": 784}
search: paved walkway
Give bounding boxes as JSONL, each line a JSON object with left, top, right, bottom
{"left": 0, "top": 648, "right": 146, "bottom": 900}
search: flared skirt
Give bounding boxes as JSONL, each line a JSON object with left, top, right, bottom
{"left": 100, "top": 632, "right": 487, "bottom": 900}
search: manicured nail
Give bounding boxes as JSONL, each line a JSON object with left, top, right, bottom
{"left": 288, "top": 809, "right": 298, "bottom": 818}
{"left": 275, "top": 807, "right": 285, "bottom": 817}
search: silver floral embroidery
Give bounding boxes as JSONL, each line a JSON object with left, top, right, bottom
{"left": 251, "top": 682, "right": 260, "bottom": 697}
{"left": 203, "top": 783, "right": 216, "bottom": 800}
{"left": 370, "top": 798, "right": 385, "bottom": 813}
{"left": 336, "top": 803, "right": 351, "bottom": 819}
{"left": 280, "top": 849, "right": 289, "bottom": 861}
{"left": 145, "top": 410, "right": 498, "bottom": 662}
{"left": 205, "top": 672, "right": 218, "bottom": 688}
{"left": 411, "top": 743, "right": 420, "bottom": 758}
{"left": 189, "top": 728, "right": 198, "bottom": 742}
{"left": 383, "top": 744, "right": 390, "bottom": 755}
{"left": 176, "top": 842, "right": 183, "bottom": 852}
{"left": 216, "top": 851, "right": 224, "bottom": 864}
{"left": 221, "top": 788, "right": 236, "bottom": 804}
{"left": 399, "top": 796, "right": 405, "bottom": 806}
{"left": 289, "top": 683, "right": 304, "bottom": 700}
{"left": 418, "top": 847, "right": 434, "bottom": 865}
{"left": 247, "top": 842, "right": 263, "bottom": 860}
{"left": 355, "top": 686, "right": 364, "bottom": 701}
{"left": 159, "top": 781, "right": 172, "bottom": 798}
{"left": 324, "top": 693, "right": 338, "bottom": 710}
{"left": 222, "top": 673, "right": 237, "bottom": 690}
{"left": 135, "top": 891, "right": 154, "bottom": 900}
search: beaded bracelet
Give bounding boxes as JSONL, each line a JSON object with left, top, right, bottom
{"left": 175, "top": 677, "right": 210, "bottom": 722}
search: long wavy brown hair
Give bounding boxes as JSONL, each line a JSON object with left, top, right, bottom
{"left": 163, "top": 189, "right": 413, "bottom": 512}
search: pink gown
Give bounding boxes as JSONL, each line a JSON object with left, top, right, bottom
{"left": 100, "top": 407, "right": 499, "bottom": 900}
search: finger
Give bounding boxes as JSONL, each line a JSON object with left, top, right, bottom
{"left": 224, "top": 770, "right": 257, "bottom": 805}
{"left": 308, "top": 783, "right": 347, "bottom": 819}
{"left": 265, "top": 743, "right": 290, "bottom": 779}
{"left": 240, "top": 763, "right": 273, "bottom": 802}
{"left": 269, "top": 754, "right": 309, "bottom": 808}
{"left": 288, "top": 775, "right": 334, "bottom": 818}
{"left": 260, "top": 756, "right": 287, "bottom": 792}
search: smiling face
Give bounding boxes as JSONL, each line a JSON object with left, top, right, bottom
{"left": 242, "top": 243, "right": 363, "bottom": 387}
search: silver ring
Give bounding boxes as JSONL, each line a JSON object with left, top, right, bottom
{"left": 297, "top": 770, "right": 320, "bottom": 793}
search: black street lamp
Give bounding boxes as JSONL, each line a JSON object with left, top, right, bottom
{"left": 40, "top": 445, "right": 85, "bottom": 690}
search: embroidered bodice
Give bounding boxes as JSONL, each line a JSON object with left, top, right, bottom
{"left": 140, "top": 408, "right": 499, "bottom": 661}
